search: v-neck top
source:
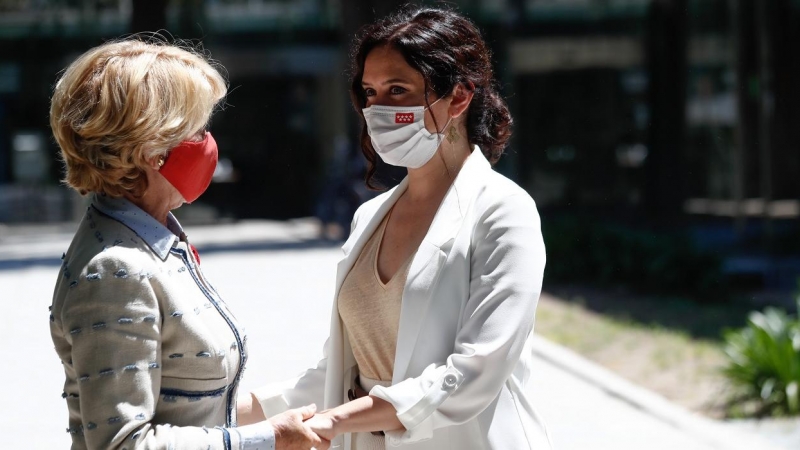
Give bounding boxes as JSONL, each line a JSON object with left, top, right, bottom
{"left": 337, "top": 213, "right": 416, "bottom": 381}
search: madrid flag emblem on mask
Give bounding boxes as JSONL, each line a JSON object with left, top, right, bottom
{"left": 395, "top": 112, "right": 414, "bottom": 123}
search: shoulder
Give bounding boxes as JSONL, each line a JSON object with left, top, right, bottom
{"left": 465, "top": 168, "right": 546, "bottom": 270}
{"left": 70, "top": 213, "right": 162, "bottom": 273}
{"left": 56, "top": 213, "right": 164, "bottom": 302}
{"left": 61, "top": 246, "right": 159, "bottom": 302}
{"left": 83, "top": 245, "right": 160, "bottom": 280}
{"left": 470, "top": 167, "right": 540, "bottom": 224}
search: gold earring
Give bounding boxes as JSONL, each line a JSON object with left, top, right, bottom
{"left": 447, "top": 123, "right": 459, "bottom": 144}
{"left": 158, "top": 158, "right": 165, "bottom": 167}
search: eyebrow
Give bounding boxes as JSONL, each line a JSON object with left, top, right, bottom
{"left": 361, "top": 78, "right": 413, "bottom": 87}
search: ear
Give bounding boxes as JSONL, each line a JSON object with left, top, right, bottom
{"left": 448, "top": 82, "right": 475, "bottom": 119}
{"left": 145, "top": 154, "right": 164, "bottom": 171}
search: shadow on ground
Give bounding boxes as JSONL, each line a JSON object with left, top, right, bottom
{"left": 0, "top": 238, "right": 343, "bottom": 272}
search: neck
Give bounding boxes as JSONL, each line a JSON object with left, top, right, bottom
{"left": 124, "top": 191, "right": 172, "bottom": 226}
{"left": 123, "top": 168, "right": 182, "bottom": 227}
{"left": 405, "top": 137, "right": 472, "bottom": 202}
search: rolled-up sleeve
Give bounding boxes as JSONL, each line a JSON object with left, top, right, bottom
{"left": 370, "top": 193, "right": 545, "bottom": 445}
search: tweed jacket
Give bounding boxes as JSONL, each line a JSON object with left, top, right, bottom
{"left": 50, "top": 195, "right": 250, "bottom": 450}
{"left": 253, "top": 149, "right": 552, "bottom": 449}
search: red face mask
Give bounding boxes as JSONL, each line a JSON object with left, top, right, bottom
{"left": 159, "top": 132, "right": 218, "bottom": 204}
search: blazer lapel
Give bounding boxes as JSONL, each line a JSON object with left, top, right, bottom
{"left": 392, "top": 241, "right": 448, "bottom": 382}
{"left": 336, "top": 178, "right": 409, "bottom": 291}
{"left": 392, "top": 148, "right": 489, "bottom": 380}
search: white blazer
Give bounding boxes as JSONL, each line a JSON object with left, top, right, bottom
{"left": 254, "top": 148, "right": 552, "bottom": 449}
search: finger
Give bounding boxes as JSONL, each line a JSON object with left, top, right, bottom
{"left": 299, "top": 403, "right": 317, "bottom": 420}
{"left": 310, "top": 436, "right": 330, "bottom": 450}
{"left": 309, "top": 433, "right": 322, "bottom": 447}
{"left": 304, "top": 425, "right": 322, "bottom": 444}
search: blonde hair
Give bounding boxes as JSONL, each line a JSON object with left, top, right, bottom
{"left": 50, "top": 38, "right": 227, "bottom": 197}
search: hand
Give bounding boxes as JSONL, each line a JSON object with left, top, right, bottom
{"left": 269, "top": 404, "right": 330, "bottom": 450}
{"left": 304, "top": 411, "right": 336, "bottom": 442}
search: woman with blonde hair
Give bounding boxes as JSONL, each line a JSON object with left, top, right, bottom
{"left": 49, "top": 39, "right": 326, "bottom": 450}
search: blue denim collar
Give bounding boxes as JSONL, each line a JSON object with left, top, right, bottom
{"left": 91, "top": 193, "right": 182, "bottom": 260}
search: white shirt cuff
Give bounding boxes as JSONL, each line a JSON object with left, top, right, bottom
{"left": 230, "top": 422, "right": 276, "bottom": 450}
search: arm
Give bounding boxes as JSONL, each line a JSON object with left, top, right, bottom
{"left": 368, "top": 193, "right": 546, "bottom": 444}
{"left": 237, "top": 392, "right": 267, "bottom": 425}
{"left": 238, "top": 389, "right": 334, "bottom": 450}
{"left": 304, "top": 395, "right": 404, "bottom": 441}
{"left": 237, "top": 405, "right": 329, "bottom": 450}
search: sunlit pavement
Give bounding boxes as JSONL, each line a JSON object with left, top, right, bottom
{"left": 0, "top": 220, "right": 787, "bottom": 449}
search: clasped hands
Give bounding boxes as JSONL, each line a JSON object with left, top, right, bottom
{"left": 244, "top": 391, "right": 398, "bottom": 449}
{"left": 268, "top": 404, "right": 338, "bottom": 450}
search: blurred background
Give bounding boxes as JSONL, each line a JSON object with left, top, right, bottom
{"left": 2, "top": 0, "right": 800, "bottom": 437}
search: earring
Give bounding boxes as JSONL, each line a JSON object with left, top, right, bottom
{"left": 158, "top": 158, "right": 165, "bottom": 167}
{"left": 446, "top": 123, "right": 459, "bottom": 144}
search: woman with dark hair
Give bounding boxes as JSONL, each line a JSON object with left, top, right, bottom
{"left": 242, "top": 6, "right": 551, "bottom": 449}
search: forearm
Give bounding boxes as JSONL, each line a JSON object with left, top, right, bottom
{"left": 237, "top": 392, "right": 267, "bottom": 425}
{"left": 236, "top": 392, "right": 267, "bottom": 426}
{"left": 328, "top": 395, "right": 404, "bottom": 435}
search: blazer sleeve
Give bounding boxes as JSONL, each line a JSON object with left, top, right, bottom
{"left": 370, "top": 192, "right": 546, "bottom": 445}
{"left": 57, "top": 253, "right": 250, "bottom": 450}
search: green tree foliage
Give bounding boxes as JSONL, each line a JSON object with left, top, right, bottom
{"left": 542, "top": 216, "right": 723, "bottom": 298}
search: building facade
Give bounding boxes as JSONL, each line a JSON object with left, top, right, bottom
{"left": 0, "top": 0, "right": 798, "bottom": 225}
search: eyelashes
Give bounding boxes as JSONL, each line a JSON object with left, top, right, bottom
{"left": 362, "top": 86, "right": 408, "bottom": 97}
{"left": 389, "top": 86, "right": 407, "bottom": 95}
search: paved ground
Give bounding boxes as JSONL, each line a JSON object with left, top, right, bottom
{"left": 0, "top": 220, "right": 789, "bottom": 449}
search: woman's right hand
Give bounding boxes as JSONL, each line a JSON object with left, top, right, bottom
{"left": 269, "top": 404, "right": 330, "bottom": 450}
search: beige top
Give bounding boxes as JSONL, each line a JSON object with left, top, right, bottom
{"left": 337, "top": 213, "right": 415, "bottom": 381}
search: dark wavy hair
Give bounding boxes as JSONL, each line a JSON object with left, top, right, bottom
{"left": 349, "top": 6, "right": 513, "bottom": 189}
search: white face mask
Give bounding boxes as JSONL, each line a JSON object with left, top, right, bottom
{"left": 362, "top": 98, "right": 452, "bottom": 169}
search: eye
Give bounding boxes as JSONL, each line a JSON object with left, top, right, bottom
{"left": 389, "top": 86, "right": 407, "bottom": 95}
{"left": 363, "top": 87, "right": 376, "bottom": 97}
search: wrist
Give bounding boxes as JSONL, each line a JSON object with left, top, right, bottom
{"left": 232, "top": 422, "right": 276, "bottom": 450}
{"left": 326, "top": 410, "right": 345, "bottom": 436}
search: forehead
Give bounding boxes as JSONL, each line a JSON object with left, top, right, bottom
{"left": 362, "top": 45, "right": 423, "bottom": 84}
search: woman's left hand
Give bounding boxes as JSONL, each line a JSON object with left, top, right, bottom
{"left": 304, "top": 411, "right": 337, "bottom": 442}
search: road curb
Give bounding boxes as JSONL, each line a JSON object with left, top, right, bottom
{"left": 0, "top": 218, "right": 328, "bottom": 264}
{"left": 531, "top": 335, "right": 787, "bottom": 450}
